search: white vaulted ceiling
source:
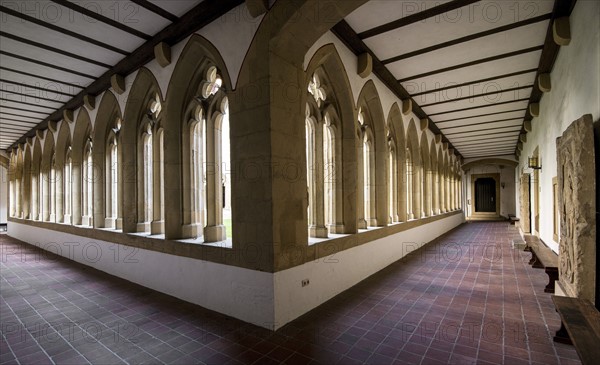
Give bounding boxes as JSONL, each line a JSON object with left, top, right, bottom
{"left": 344, "top": 0, "right": 557, "bottom": 158}
{"left": 0, "top": 0, "right": 207, "bottom": 150}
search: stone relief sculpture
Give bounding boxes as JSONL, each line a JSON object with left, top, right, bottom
{"left": 556, "top": 114, "right": 596, "bottom": 303}
{"left": 560, "top": 157, "right": 575, "bottom": 284}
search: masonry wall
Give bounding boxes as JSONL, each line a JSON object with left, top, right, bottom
{"left": 516, "top": 0, "right": 600, "bottom": 252}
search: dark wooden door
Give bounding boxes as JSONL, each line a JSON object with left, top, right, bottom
{"left": 475, "top": 178, "right": 496, "bottom": 212}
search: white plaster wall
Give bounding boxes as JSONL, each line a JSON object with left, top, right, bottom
{"left": 7, "top": 221, "right": 274, "bottom": 329}
{"left": 9, "top": 213, "right": 464, "bottom": 331}
{"left": 464, "top": 164, "right": 516, "bottom": 218}
{"left": 0, "top": 165, "right": 7, "bottom": 224}
{"left": 517, "top": 0, "right": 600, "bottom": 253}
{"left": 274, "top": 213, "right": 464, "bottom": 329}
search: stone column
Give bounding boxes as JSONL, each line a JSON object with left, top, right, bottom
{"left": 356, "top": 137, "right": 367, "bottom": 228}
{"left": 42, "top": 169, "right": 50, "bottom": 221}
{"left": 309, "top": 123, "right": 328, "bottom": 237}
{"left": 204, "top": 117, "right": 226, "bottom": 242}
{"left": 151, "top": 131, "right": 165, "bottom": 235}
{"left": 232, "top": 0, "right": 368, "bottom": 273}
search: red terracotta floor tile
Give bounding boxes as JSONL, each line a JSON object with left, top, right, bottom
{"left": 1, "top": 222, "right": 582, "bottom": 364}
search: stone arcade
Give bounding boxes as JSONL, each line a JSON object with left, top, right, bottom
{"left": 0, "top": 0, "right": 598, "bottom": 364}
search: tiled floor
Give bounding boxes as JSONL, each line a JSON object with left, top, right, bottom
{"left": 1, "top": 222, "right": 581, "bottom": 365}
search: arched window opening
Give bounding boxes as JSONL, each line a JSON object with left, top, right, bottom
{"left": 406, "top": 149, "right": 412, "bottom": 219}
{"left": 323, "top": 117, "right": 336, "bottom": 229}
{"left": 185, "top": 66, "right": 230, "bottom": 242}
{"left": 190, "top": 107, "right": 206, "bottom": 233}
{"left": 142, "top": 125, "right": 154, "bottom": 229}
{"left": 221, "top": 99, "right": 232, "bottom": 237}
{"left": 137, "top": 93, "right": 164, "bottom": 235}
{"left": 388, "top": 137, "right": 397, "bottom": 223}
{"left": 9, "top": 161, "right": 14, "bottom": 217}
{"left": 64, "top": 147, "right": 72, "bottom": 224}
{"left": 363, "top": 137, "right": 371, "bottom": 225}
{"left": 82, "top": 139, "right": 93, "bottom": 227}
{"left": 357, "top": 110, "right": 368, "bottom": 229}
{"left": 30, "top": 159, "right": 39, "bottom": 221}
{"left": 49, "top": 153, "right": 56, "bottom": 222}
{"left": 106, "top": 118, "right": 121, "bottom": 229}
{"left": 306, "top": 113, "right": 316, "bottom": 232}
{"left": 305, "top": 71, "right": 331, "bottom": 239}
{"left": 155, "top": 129, "right": 165, "bottom": 231}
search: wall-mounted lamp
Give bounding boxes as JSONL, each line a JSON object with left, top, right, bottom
{"left": 501, "top": 182, "right": 505, "bottom": 189}
{"left": 528, "top": 156, "right": 542, "bottom": 170}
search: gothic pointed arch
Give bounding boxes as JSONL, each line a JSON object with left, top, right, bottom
{"left": 430, "top": 139, "right": 439, "bottom": 215}
{"left": 13, "top": 146, "right": 25, "bottom": 218}
{"left": 387, "top": 103, "right": 407, "bottom": 222}
{"left": 441, "top": 152, "right": 449, "bottom": 213}
{"left": 437, "top": 146, "right": 446, "bottom": 213}
{"left": 357, "top": 80, "right": 387, "bottom": 227}
{"left": 122, "top": 67, "right": 164, "bottom": 234}
{"left": 165, "top": 34, "right": 232, "bottom": 241}
{"left": 55, "top": 121, "right": 72, "bottom": 223}
{"left": 41, "top": 130, "right": 56, "bottom": 221}
{"left": 72, "top": 109, "right": 93, "bottom": 226}
{"left": 304, "top": 44, "right": 356, "bottom": 236}
{"left": 22, "top": 144, "right": 32, "bottom": 220}
{"left": 406, "top": 119, "right": 421, "bottom": 219}
{"left": 420, "top": 132, "right": 431, "bottom": 217}
{"left": 30, "top": 139, "right": 43, "bottom": 221}
{"left": 93, "top": 91, "right": 123, "bottom": 229}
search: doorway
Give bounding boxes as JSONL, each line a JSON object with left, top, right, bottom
{"left": 475, "top": 178, "right": 496, "bottom": 212}
{"left": 470, "top": 173, "right": 500, "bottom": 219}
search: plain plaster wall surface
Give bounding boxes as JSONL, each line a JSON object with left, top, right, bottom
{"left": 9, "top": 213, "right": 464, "bottom": 330}
{"left": 517, "top": 1, "right": 600, "bottom": 253}
{"left": 274, "top": 213, "right": 464, "bottom": 329}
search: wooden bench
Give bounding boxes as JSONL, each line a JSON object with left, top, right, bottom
{"left": 524, "top": 235, "right": 558, "bottom": 293}
{"left": 508, "top": 214, "right": 520, "bottom": 225}
{"left": 552, "top": 296, "right": 600, "bottom": 365}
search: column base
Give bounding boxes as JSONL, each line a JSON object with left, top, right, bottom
{"left": 151, "top": 220, "right": 164, "bottom": 235}
{"left": 309, "top": 225, "right": 328, "bottom": 238}
{"left": 358, "top": 219, "right": 367, "bottom": 229}
{"left": 105, "top": 217, "right": 116, "bottom": 229}
{"left": 182, "top": 223, "right": 202, "bottom": 239}
{"left": 408, "top": 213, "right": 415, "bottom": 220}
{"left": 63, "top": 214, "right": 71, "bottom": 225}
{"left": 327, "top": 224, "right": 345, "bottom": 234}
{"left": 116, "top": 218, "right": 123, "bottom": 230}
{"left": 81, "top": 215, "right": 92, "bottom": 227}
{"left": 137, "top": 222, "right": 150, "bottom": 233}
{"left": 368, "top": 218, "right": 378, "bottom": 227}
{"left": 49, "top": 214, "right": 56, "bottom": 222}
{"left": 204, "top": 225, "right": 226, "bottom": 242}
